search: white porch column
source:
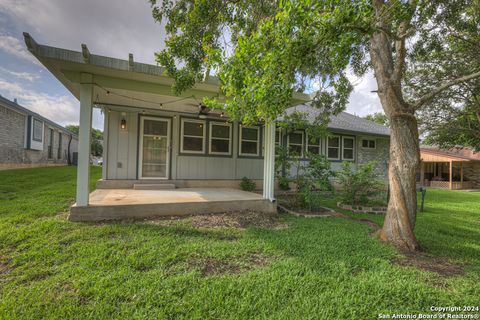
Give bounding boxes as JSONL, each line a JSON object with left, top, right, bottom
{"left": 76, "top": 73, "right": 93, "bottom": 206}
{"left": 263, "top": 122, "right": 275, "bottom": 201}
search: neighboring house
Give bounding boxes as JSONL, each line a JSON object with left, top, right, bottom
{"left": 418, "top": 146, "right": 480, "bottom": 190}
{"left": 0, "top": 95, "right": 78, "bottom": 170}
{"left": 23, "top": 33, "right": 390, "bottom": 221}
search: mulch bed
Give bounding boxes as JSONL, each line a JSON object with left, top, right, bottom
{"left": 146, "top": 211, "right": 289, "bottom": 230}
{"left": 191, "top": 211, "right": 288, "bottom": 230}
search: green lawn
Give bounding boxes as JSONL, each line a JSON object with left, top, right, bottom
{"left": 0, "top": 167, "right": 479, "bottom": 319}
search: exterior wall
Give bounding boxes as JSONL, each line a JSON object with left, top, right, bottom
{"left": 0, "top": 103, "right": 78, "bottom": 168}
{"left": 105, "top": 108, "right": 391, "bottom": 182}
{"left": 356, "top": 135, "right": 390, "bottom": 178}
{"left": 287, "top": 134, "right": 390, "bottom": 179}
{"left": 105, "top": 109, "right": 265, "bottom": 180}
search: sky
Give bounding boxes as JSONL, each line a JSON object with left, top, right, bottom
{"left": 0, "top": 0, "right": 383, "bottom": 131}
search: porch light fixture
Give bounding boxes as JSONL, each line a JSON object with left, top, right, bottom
{"left": 120, "top": 118, "right": 127, "bottom": 130}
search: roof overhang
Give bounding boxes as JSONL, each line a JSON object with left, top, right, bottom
{"left": 23, "top": 33, "right": 311, "bottom": 115}
{"left": 420, "top": 149, "right": 476, "bottom": 162}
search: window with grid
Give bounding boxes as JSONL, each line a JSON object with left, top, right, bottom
{"left": 181, "top": 119, "right": 206, "bottom": 153}
{"left": 362, "top": 139, "right": 376, "bottom": 149}
{"left": 209, "top": 122, "right": 231, "bottom": 155}
{"left": 32, "top": 118, "right": 43, "bottom": 142}
{"left": 288, "top": 131, "right": 304, "bottom": 157}
{"left": 327, "top": 136, "right": 340, "bottom": 160}
{"left": 239, "top": 126, "right": 260, "bottom": 156}
{"left": 306, "top": 134, "right": 322, "bottom": 156}
{"left": 342, "top": 137, "right": 355, "bottom": 160}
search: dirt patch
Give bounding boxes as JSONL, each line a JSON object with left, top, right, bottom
{"left": 393, "top": 252, "right": 464, "bottom": 277}
{"left": 190, "top": 211, "right": 288, "bottom": 230}
{"left": 189, "top": 253, "right": 270, "bottom": 276}
{"left": 0, "top": 255, "right": 13, "bottom": 278}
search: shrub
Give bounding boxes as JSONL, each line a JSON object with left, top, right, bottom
{"left": 240, "top": 177, "right": 256, "bottom": 192}
{"left": 278, "top": 176, "right": 290, "bottom": 190}
{"left": 293, "top": 153, "right": 335, "bottom": 209}
{"left": 336, "top": 161, "right": 385, "bottom": 206}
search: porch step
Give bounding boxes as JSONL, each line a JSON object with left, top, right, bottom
{"left": 133, "top": 183, "right": 176, "bottom": 190}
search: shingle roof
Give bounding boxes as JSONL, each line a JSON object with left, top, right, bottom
{"left": 284, "top": 104, "right": 390, "bottom": 136}
{"left": 0, "top": 95, "right": 77, "bottom": 137}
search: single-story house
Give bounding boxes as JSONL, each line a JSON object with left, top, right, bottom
{"left": 418, "top": 146, "right": 480, "bottom": 190}
{"left": 0, "top": 94, "right": 78, "bottom": 170}
{"left": 23, "top": 33, "right": 390, "bottom": 221}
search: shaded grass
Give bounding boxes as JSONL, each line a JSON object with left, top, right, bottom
{"left": 0, "top": 167, "right": 479, "bottom": 319}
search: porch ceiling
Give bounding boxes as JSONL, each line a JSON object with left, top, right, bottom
{"left": 23, "top": 33, "right": 311, "bottom": 113}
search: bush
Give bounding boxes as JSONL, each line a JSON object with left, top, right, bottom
{"left": 336, "top": 161, "right": 386, "bottom": 206}
{"left": 293, "top": 153, "right": 335, "bottom": 209}
{"left": 240, "top": 177, "right": 256, "bottom": 192}
{"left": 278, "top": 176, "right": 290, "bottom": 190}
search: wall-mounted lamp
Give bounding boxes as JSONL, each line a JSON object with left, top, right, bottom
{"left": 120, "top": 112, "right": 127, "bottom": 130}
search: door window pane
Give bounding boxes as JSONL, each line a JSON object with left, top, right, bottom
{"left": 144, "top": 119, "right": 168, "bottom": 136}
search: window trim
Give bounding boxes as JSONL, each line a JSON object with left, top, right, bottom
{"left": 306, "top": 134, "right": 322, "bottom": 156}
{"left": 287, "top": 130, "right": 305, "bottom": 158}
{"left": 32, "top": 118, "right": 43, "bottom": 142}
{"left": 361, "top": 139, "right": 376, "bottom": 149}
{"left": 208, "top": 121, "right": 232, "bottom": 155}
{"left": 342, "top": 136, "right": 355, "bottom": 161}
{"left": 239, "top": 125, "right": 260, "bottom": 156}
{"left": 327, "top": 135, "right": 341, "bottom": 161}
{"left": 180, "top": 118, "right": 206, "bottom": 154}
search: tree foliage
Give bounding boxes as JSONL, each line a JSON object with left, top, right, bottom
{"left": 65, "top": 125, "right": 103, "bottom": 156}
{"left": 364, "top": 112, "right": 390, "bottom": 127}
{"left": 151, "top": 0, "right": 480, "bottom": 250}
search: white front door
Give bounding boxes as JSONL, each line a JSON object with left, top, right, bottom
{"left": 139, "top": 116, "right": 171, "bottom": 179}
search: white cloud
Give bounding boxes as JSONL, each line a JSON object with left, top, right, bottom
{"left": 0, "top": 33, "right": 42, "bottom": 66}
{"left": 345, "top": 70, "right": 383, "bottom": 117}
{"left": 0, "top": 78, "right": 103, "bottom": 129}
{"left": 0, "top": 66, "right": 40, "bottom": 81}
{"left": 0, "top": 0, "right": 165, "bottom": 64}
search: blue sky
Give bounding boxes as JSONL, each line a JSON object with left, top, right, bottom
{"left": 0, "top": 0, "right": 382, "bottom": 131}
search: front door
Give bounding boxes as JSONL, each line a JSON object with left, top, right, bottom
{"left": 139, "top": 116, "right": 171, "bottom": 179}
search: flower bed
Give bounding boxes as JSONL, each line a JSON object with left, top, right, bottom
{"left": 337, "top": 202, "right": 387, "bottom": 215}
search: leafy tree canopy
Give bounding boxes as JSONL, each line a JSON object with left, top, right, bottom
{"left": 65, "top": 125, "right": 103, "bottom": 156}
{"left": 364, "top": 112, "right": 390, "bottom": 127}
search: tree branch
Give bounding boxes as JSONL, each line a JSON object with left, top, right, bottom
{"left": 414, "top": 71, "right": 480, "bottom": 109}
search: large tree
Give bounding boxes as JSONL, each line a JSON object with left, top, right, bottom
{"left": 151, "top": 0, "right": 480, "bottom": 251}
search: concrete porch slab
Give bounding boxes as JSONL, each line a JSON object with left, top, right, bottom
{"left": 69, "top": 188, "right": 276, "bottom": 221}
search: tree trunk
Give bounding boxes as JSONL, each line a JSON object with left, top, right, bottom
{"left": 369, "top": 5, "right": 421, "bottom": 251}
{"left": 377, "top": 110, "right": 421, "bottom": 252}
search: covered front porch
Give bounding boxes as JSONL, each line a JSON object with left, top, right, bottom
{"left": 24, "top": 33, "right": 310, "bottom": 221}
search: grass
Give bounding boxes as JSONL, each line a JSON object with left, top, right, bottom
{"left": 0, "top": 167, "right": 479, "bottom": 319}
